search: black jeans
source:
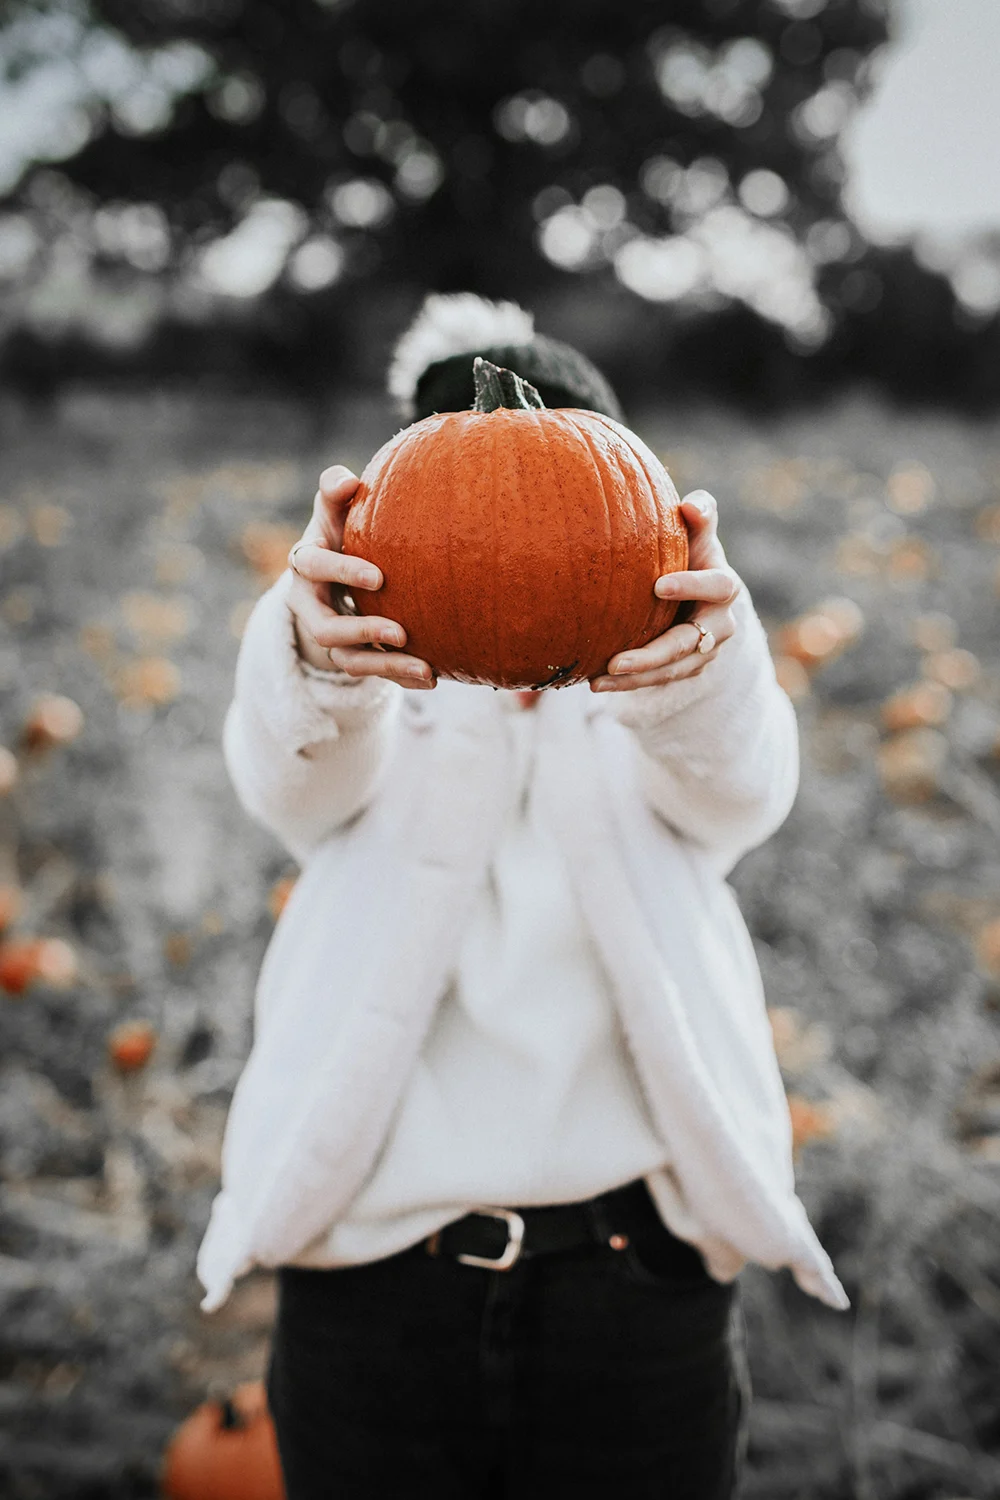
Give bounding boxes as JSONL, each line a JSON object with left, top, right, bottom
{"left": 267, "top": 1194, "right": 749, "bottom": 1499}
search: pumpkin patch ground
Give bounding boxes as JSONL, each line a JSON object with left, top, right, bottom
{"left": 1, "top": 390, "right": 999, "bottom": 1498}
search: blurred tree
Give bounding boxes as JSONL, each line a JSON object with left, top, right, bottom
{"left": 0, "top": 0, "right": 891, "bottom": 370}
{"left": 3, "top": 0, "right": 998, "bottom": 408}
{"left": 74, "top": 0, "right": 884, "bottom": 302}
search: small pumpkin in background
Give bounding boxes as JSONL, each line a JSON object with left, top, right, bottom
{"left": 877, "top": 727, "right": 948, "bottom": 804}
{"left": 22, "top": 694, "right": 84, "bottom": 752}
{"left": 162, "top": 1380, "right": 285, "bottom": 1500}
{"left": 786, "top": 1094, "right": 835, "bottom": 1158}
{"left": 108, "top": 1019, "right": 157, "bottom": 1073}
{"left": 775, "top": 597, "right": 864, "bottom": 671}
{"left": 341, "top": 358, "right": 688, "bottom": 690}
{"left": 267, "top": 876, "right": 297, "bottom": 922}
{"left": 976, "top": 918, "right": 1000, "bottom": 977}
{"left": 881, "top": 681, "right": 952, "bottom": 732}
{"left": 0, "top": 937, "right": 78, "bottom": 996}
{"left": 0, "top": 942, "right": 36, "bottom": 997}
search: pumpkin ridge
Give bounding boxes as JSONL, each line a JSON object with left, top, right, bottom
{"left": 635, "top": 450, "right": 674, "bottom": 641}
{"left": 441, "top": 414, "right": 472, "bottom": 679}
{"left": 526, "top": 404, "right": 569, "bottom": 688}
{"left": 553, "top": 414, "right": 595, "bottom": 682}
{"left": 489, "top": 412, "right": 501, "bottom": 685}
{"left": 494, "top": 409, "right": 536, "bottom": 684}
{"left": 571, "top": 414, "right": 621, "bottom": 679}
{"left": 613, "top": 425, "right": 658, "bottom": 641}
{"left": 620, "top": 424, "right": 687, "bottom": 638}
{"left": 378, "top": 421, "right": 424, "bottom": 649}
{"left": 587, "top": 413, "right": 686, "bottom": 640}
{"left": 417, "top": 415, "right": 461, "bottom": 670}
{"left": 355, "top": 429, "right": 397, "bottom": 584}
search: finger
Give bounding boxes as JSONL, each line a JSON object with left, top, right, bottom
{"left": 328, "top": 645, "right": 434, "bottom": 684}
{"left": 606, "top": 602, "right": 735, "bottom": 678}
{"left": 679, "top": 490, "right": 726, "bottom": 571}
{"left": 290, "top": 537, "right": 383, "bottom": 592}
{"left": 591, "top": 650, "right": 717, "bottom": 692}
{"left": 606, "top": 627, "right": 697, "bottom": 678}
{"left": 315, "top": 467, "right": 362, "bottom": 548}
{"left": 318, "top": 466, "right": 361, "bottom": 505}
{"left": 654, "top": 568, "right": 739, "bottom": 605}
{"left": 292, "top": 592, "right": 406, "bottom": 652}
{"left": 685, "top": 601, "right": 736, "bottom": 653}
{"left": 680, "top": 489, "right": 718, "bottom": 526}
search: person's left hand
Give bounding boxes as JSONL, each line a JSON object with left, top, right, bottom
{"left": 590, "top": 490, "right": 740, "bottom": 693}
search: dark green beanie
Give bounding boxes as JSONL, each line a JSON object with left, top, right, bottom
{"left": 413, "top": 334, "right": 623, "bottom": 421}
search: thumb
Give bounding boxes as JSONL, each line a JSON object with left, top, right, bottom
{"left": 680, "top": 490, "right": 725, "bottom": 570}
{"left": 315, "top": 466, "right": 361, "bottom": 544}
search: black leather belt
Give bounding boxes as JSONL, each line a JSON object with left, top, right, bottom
{"left": 423, "top": 1179, "right": 667, "bottom": 1271}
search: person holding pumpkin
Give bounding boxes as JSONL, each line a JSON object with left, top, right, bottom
{"left": 198, "top": 293, "right": 847, "bottom": 1500}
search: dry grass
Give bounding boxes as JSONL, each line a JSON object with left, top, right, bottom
{"left": 0, "top": 387, "right": 998, "bottom": 1497}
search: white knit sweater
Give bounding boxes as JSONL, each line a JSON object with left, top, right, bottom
{"left": 292, "top": 698, "right": 670, "bottom": 1267}
{"left": 196, "top": 569, "right": 848, "bottom": 1312}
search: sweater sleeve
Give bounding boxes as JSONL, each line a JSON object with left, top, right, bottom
{"left": 222, "top": 570, "right": 403, "bottom": 862}
{"left": 601, "top": 581, "right": 799, "bottom": 871}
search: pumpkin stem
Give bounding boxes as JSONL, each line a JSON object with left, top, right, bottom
{"left": 473, "top": 357, "right": 545, "bottom": 413}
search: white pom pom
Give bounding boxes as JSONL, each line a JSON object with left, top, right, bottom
{"left": 387, "top": 292, "right": 535, "bottom": 412}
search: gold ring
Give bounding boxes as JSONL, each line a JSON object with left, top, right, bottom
{"left": 288, "top": 540, "right": 309, "bottom": 575}
{"left": 693, "top": 621, "right": 717, "bottom": 656}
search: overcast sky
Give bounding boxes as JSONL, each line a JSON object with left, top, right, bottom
{"left": 843, "top": 0, "right": 1000, "bottom": 248}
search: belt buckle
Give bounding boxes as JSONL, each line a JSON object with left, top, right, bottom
{"left": 457, "top": 1207, "right": 526, "bottom": 1271}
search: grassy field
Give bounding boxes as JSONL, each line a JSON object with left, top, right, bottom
{"left": 0, "top": 385, "right": 999, "bottom": 1498}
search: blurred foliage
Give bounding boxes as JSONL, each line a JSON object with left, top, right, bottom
{"left": 59, "top": 0, "right": 881, "bottom": 286}
{"left": 1, "top": 0, "right": 1000, "bottom": 405}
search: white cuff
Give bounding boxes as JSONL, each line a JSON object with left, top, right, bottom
{"left": 236, "top": 571, "right": 400, "bottom": 752}
{"left": 603, "top": 583, "right": 760, "bottom": 734}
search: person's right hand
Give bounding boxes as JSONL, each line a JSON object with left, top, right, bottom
{"left": 286, "top": 465, "right": 436, "bottom": 690}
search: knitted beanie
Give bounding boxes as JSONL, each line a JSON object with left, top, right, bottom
{"left": 387, "top": 292, "right": 623, "bottom": 422}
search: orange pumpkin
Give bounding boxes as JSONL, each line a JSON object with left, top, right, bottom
{"left": 976, "top": 918, "right": 1000, "bottom": 977}
{"left": 0, "top": 942, "right": 36, "bottom": 996}
{"left": 775, "top": 597, "right": 863, "bottom": 671}
{"left": 341, "top": 358, "right": 688, "bottom": 689}
{"left": 22, "top": 694, "right": 84, "bottom": 751}
{"left": 0, "top": 937, "right": 77, "bottom": 996}
{"left": 108, "top": 1019, "right": 157, "bottom": 1073}
{"left": 880, "top": 681, "right": 952, "bottom": 732}
{"left": 786, "top": 1094, "right": 835, "bottom": 1158}
{"left": 267, "top": 876, "right": 298, "bottom": 921}
{"left": 162, "top": 1380, "right": 285, "bottom": 1500}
